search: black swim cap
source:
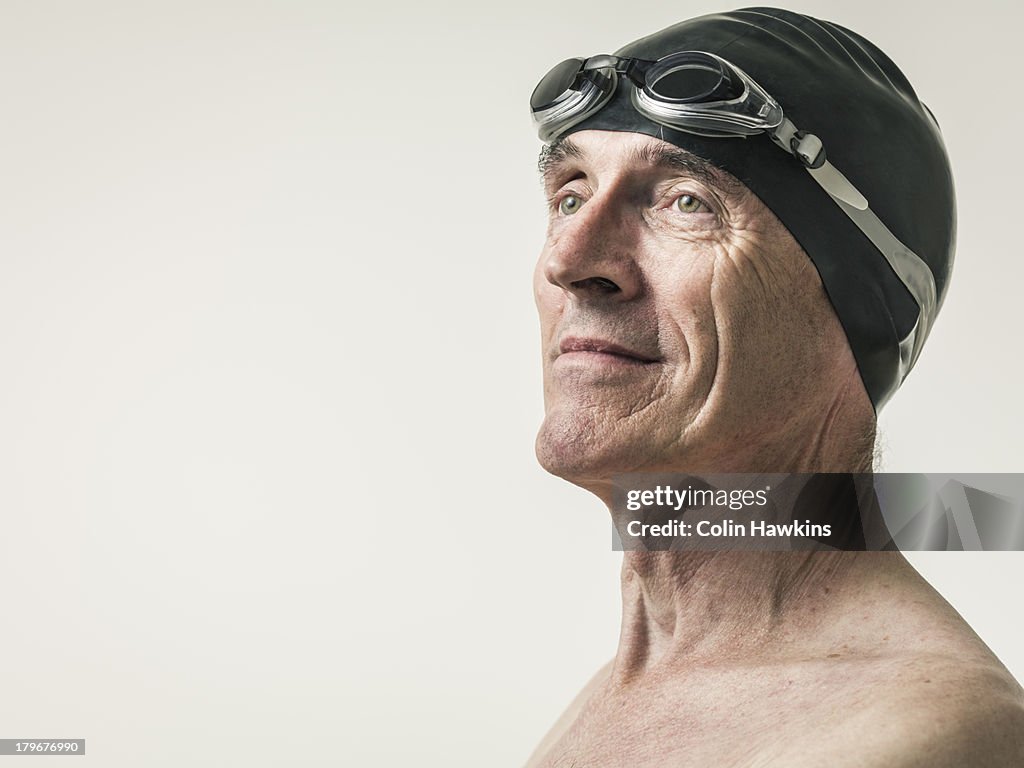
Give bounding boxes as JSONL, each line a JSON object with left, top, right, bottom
{"left": 556, "top": 7, "right": 955, "bottom": 410}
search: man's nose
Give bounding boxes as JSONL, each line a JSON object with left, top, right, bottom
{"left": 542, "top": 194, "right": 642, "bottom": 302}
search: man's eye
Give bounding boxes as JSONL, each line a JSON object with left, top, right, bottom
{"left": 559, "top": 195, "right": 583, "bottom": 215}
{"left": 674, "top": 194, "right": 707, "bottom": 213}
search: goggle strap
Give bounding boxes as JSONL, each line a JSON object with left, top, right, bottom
{"left": 771, "top": 117, "right": 937, "bottom": 385}
{"left": 825, "top": 189, "right": 937, "bottom": 386}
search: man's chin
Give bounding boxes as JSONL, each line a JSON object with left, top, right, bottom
{"left": 534, "top": 417, "right": 646, "bottom": 489}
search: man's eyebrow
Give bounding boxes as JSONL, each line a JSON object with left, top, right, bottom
{"left": 537, "top": 135, "right": 743, "bottom": 197}
{"left": 538, "top": 137, "right": 584, "bottom": 186}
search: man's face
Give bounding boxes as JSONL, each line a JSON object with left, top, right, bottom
{"left": 534, "top": 130, "right": 861, "bottom": 486}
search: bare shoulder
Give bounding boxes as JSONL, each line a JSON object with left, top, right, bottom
{"left": 886, "top": 654, "right": 1024, "bottom": 767}
{"left": 808, "top": 652, "right": 1024, "bottom": 768}
{"left": 800, "top": 554, "right": 1024, "bottom": 764}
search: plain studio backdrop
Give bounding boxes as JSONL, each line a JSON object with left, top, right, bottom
{"left": 0, "top": 1, "right": 1020, "bottom": 765}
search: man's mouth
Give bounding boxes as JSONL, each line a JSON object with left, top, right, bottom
{"left": 557, "top": 336, "right": 661, "bottom": 365}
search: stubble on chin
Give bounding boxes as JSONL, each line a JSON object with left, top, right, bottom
{"left": 535, "top": 397, "right": 665, "bottom": 487}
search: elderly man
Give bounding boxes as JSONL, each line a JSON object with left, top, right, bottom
{"left": 525, "top": 7, "right": 1024, "bottom": 767}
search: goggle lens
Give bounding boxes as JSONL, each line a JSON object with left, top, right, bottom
{"left": 531, "top": 57, "right": 586, "bottom": 110}
{"left": 646, "top": 53, "right": 745, "bottom": 103}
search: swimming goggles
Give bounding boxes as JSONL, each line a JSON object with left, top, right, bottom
{"left": 530, "top": 51, "right": 937, "bottom": 381}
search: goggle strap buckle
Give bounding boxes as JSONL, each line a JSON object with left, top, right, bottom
{"left": 791, "top": 131, "right": 825, "bottom": 169}
{"left": 769, "top": 118, "right": 826, "bottom": 169}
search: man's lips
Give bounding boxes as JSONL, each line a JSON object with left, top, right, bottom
{"left": 557, "top": 336, "right": 660, "bottom": 364}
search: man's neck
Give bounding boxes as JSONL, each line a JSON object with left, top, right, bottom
{"left": 611, "top": 550, "right": 878, "bottom": 683}
{"left": 600, "top": 402, "right": 881, "bottom": 682}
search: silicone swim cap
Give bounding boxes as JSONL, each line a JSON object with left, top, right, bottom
{"left": 555, "top": 7, "right": 955, "bottom": 410}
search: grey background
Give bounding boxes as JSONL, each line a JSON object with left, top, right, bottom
{"left": 0, "top": 0, "right": 1020, "bottom": 765}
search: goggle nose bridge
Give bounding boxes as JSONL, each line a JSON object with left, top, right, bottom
{"left": 577, "top": 54, "right": 651, "bottom": 91}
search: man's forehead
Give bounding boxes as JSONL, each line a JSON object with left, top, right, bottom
{"left": 538, "top": 130, "right": 745, "bottom": 198}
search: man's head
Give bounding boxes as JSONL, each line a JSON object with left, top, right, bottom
{"left": 530, "top": 7, "right": 954, "bottom": 489}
